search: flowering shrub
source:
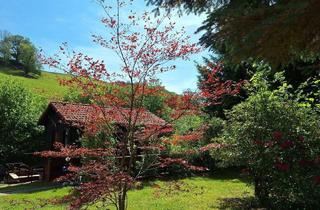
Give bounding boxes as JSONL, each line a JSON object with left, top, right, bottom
{"left": 211, "top": 72, "right": 320, "bottom": 208}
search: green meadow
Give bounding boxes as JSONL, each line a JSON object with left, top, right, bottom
{"left": 0, "top": 172, "right": 253, "bottom": 210}
{"left": 0, "top": 66, "right": 69, "bottom": 101}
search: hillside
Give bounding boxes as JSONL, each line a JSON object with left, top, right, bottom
{"left": 0, "top": 66, "right": 69, "bottom": 101}
{"left": 0, "top": 66, "right": 177, "bottom": 104}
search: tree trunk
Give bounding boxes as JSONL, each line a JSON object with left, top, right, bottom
{"left": 118, "top": 185, "right": 127, "bottom": 210}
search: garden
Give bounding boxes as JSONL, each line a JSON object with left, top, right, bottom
{"left": 0, "top": 171, "right": 253, "bottom": 210}
{"left": 1, "top": 0, "right": 320, "bottom": 210}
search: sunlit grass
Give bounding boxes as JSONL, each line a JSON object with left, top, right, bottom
{"left": 0, "top": 171, "right": 253, "bottom": 210}
{"left": 125, "top": 175, "right": 253, "bottom": 210}
{"left": 0, "top": 184, "right": 70, "bottom": 210}
{"left": 0, "top": 66, "right": 69, "bottom": 101}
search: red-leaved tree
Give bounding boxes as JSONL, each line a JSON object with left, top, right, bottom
{"left": 199, "top": 63, "right": 245, "bottom": 106}
{"left": 37, "top": 0, "right": 204, "bottom": 209}
{"left": 36, "top": 1, "right": 246, "bottom": 209}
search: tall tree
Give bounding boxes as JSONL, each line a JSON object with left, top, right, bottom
{"left": 0, "top": 31, "right": 11, "bottom": 64}
{"left": 0, "top": 34, "right": 42, "bottom": 76}
{"left": 150, "top": 0, "right": 320, "bottom": 113}
{"left": 3, "top": 35, "right": 25, "bottom": 64}
{"left": 148, "top": 0, "right": 320, "bottom": 67}
{"left": 38, "top": 0, "right": 205, "bottom": 209}
{"left": 197, "top": 57, "right": 249, "bottom": 118}
{"left": 19, "top": 41, "right": 42, "bottom": 75}
{"left": 0, "top": 30, "right": 10, "bottom": 43}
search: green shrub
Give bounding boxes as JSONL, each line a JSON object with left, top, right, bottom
{"left": 212, "top": 71, "right": 320, "bottom": 208}
{"left": 168, "top": 115, "right": 224, "bottom": 171}
{"left": 0, "top": 78, "right": 46, "bottom": 164}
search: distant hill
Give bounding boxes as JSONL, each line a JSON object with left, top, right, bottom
{"left": 0, "top": 66, "right": 177, "bottom": 104}
{"left": 0, "top": 66, "right": 69, "bottom": 101}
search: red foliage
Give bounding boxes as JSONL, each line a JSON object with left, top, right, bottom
{"left": 34, "top": 142, "right": 114, "bottom": 158}
{"left": 36, "top": 1, "right": 249, "bottom": 209}
{"left": 254, "top": 140, "right": 263, "bottom": 146}
{"left": 279, "top": 140, "right": 294, "bottom": 150}
{"left": 165, "top": 90, "right": 201, "bottom": 120}
{"left": 275, "top": 162, "right": 290, "bottom": 172}
{"left": 159, "top": 158, "right": 207, "bottom": 171}
{"left": 298, "top": 135, "right": 304, "bottom": 142}
{"left": 36, "top": 1, "right": 208, "bottom": 209}
{"left": 314, "top": 156, "right": 320, "bottom": 165}
{"left": 171, "top": 131, "right": 203, "bottom": 145}
{"left": 272, "top": 131, "right": 283, "bottom": 141}
{"left": 199, "top": 64, "right": 245, "bottom": 105}
{"left": 313, "top": 176, "right": 320, "bottom": 185}
{"left": 241, "top": 168, "right": 250, "bottom": 175}
{"left": 298, "top": 159, "right": 314, "bottom": 167}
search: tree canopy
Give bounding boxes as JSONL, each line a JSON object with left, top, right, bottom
{"left": 148, "top": 0, "right": 320, "bottom": 67}
{"left": 0, "top": 33, "right": 42, "bottom": 76}
{"left": 38, "top": 0, "right": 203, "bottom": 209}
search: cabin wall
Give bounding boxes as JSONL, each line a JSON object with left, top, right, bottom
{"left": 42, "top": 111, "right": 83, "bottom": 181}
{"left": 41, "top": 105, "right": 170, "bottom": 181}
{"left": 43, "top": 112, "right": 67, "bottom": 181}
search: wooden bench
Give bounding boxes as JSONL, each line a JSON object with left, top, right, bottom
{"left": 4, "top": 163, "right": 43, "bottom": 184}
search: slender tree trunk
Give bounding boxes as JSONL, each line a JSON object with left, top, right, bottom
{"left": 118, "top": 185, "right": 127, "bottom": 210}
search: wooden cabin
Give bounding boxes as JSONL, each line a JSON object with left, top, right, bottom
{"left": 38, "top": 101, "right": 172, "bottom": 181}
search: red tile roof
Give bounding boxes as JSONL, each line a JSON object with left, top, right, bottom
{"left": 39, "top": 102, "right": 170, "bottom": 128}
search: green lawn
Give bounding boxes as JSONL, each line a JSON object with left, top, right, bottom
{"left": 0, "top": 66, "right": 69, "bottom": 100}
{"left": 0, "top": 172, "right": 253, "bottom": 210}
{"left": 0, "top": 182, "right": 70, "bottom": 210}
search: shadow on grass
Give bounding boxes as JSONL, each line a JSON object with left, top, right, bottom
{"left": 217, "top": 196, "right": 264, "bottom": 210}
{"left": 0, "top": 181, "right": 61, "bottom": 195}
{"left": 0, "top": 65, "right": 39, "bottom": 78}
{"left": 140, "top": 167, "right": 252, "bottom": 189}
{"left": 206, "top": 168, "right": 252, "bottom": 183}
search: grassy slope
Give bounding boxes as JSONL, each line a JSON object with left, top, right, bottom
{"left": 0, "top": 66, "right": 177, "bottom": 103}
{"left": 0, "top": 66, "right": 69, "bottom": 101}
{"left": 0, "top": 173, "right": 253, "bottom": 210}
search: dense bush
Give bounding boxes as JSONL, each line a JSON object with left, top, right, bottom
{"left": 0, "top": 78, "right": 46, "bottom": 164}
{"left": 211, "top": 71, "right": 320, "bottom": 208}
{"left": 167, "top": 115, "right": 224, "bottom": 171}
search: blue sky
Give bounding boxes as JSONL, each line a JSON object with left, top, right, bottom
{"left": 0, "top": 0, "right": 209, "bottom": 93}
